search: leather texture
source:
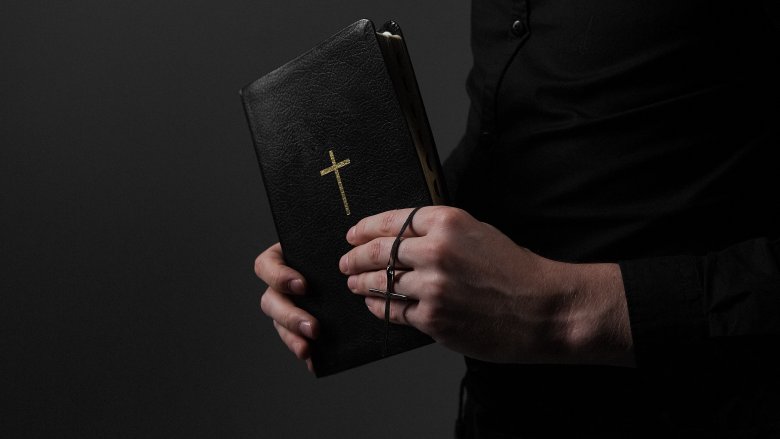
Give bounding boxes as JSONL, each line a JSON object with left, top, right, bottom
{"left": 241, "top": 19, "right": 438, "bottom": 377}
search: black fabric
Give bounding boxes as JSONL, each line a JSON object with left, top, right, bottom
{"left": 446, "top": 0, "right": 780, "bottom": 436}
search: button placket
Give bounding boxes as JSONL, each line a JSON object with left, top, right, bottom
{"left": 477, "top": 0, "right": 530, "bottom": 148}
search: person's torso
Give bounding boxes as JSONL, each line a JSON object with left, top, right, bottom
{"left": 445, "top": 0, "right": 780, "bottom": 435}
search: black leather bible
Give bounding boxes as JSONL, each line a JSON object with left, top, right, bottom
{"left": 241, "top": 19, "right": 447, "bottom": 376}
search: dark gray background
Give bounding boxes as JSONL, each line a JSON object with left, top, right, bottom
{"left": 3, "top": 1, "right": 472, "bottom": 437}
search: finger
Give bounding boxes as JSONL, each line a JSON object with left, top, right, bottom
{"left": 339, "top": 236, "right": 424, "bottom": 275}
{"left": 273, "top": 320, "right": 312, "bottom": 360}
{"left": 260, "top": 288, "right": 319, "bottom": 339}
{"left": 347, "top": 269, "right": 419, "bottom": 299}
{"left": 254, "top": 243, "right": 307, "bottom": 295}
{"left": 365, "top": 296, "right": 422, "bottom": 328}
{"left": 347, "top": 207, "right": 437, "bottom": 244}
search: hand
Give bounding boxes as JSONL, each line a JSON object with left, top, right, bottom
{"left": 339, "top": 207, "right": 634, "bottom": 366}
{"left": 255, "top": 243, "right": 319, "bottom": 372}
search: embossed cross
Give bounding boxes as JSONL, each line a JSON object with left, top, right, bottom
{"left": 319, "top": 149, "right": 351, "bottom": 215}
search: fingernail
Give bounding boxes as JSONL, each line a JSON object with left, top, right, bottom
{"left": 339, "top": 254, "right": 349, "bottom": 274}
{"left": 348, "top": 226, "right": 356, "bottom": 243}
{"left": 298, "top": 321, "right": 314, "bottom": 339}
{"left": 288, "top": 279, "right": 305, "bottom": 294}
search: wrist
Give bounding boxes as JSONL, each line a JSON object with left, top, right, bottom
{"left": 559, "top": 262, "right": 635, "bottom": 366}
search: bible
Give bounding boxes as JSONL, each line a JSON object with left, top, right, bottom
{"left": 240, "top": 19, "right": 447, "bottom": 377}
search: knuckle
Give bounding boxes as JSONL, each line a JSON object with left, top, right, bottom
{"left": 427, "top": 275, "right": 448, "bottom": 302}
{"left": 429, "top": 293, "right": 448, "bottom": 313}
{"left": 254, "top": 254, "right": 264, "bottom": 277}
{"left": 360, "top": 273, "right": 371, "bottom": 290}
{"left": 380, "top": 210, "right": 398, "bottom": 235}
{"left": 422, "top": 240, "right": 451, "bottom": 265}
{"left": 270, "top": 267, "right": 288, "bottom": 290}
{"left": 255, "top": 243, "right": 284, "bottom": 281}
{"left": 416, "top": 304, "right": 439, "bottom": 333}
{"left": 355, "top": 220, "right": 367, "bottom": 240}
{"left": 372, "top": 271, "right": 386, "bottom": 290}
{"left": 283, "top": 310, "right": 301, "bottom": 331}
{"left": 369, "top": 240, "right": 384, "bottom": 265}
{"left": 435, "top": 207, "right": 466, "bottom": 229}
{"left": 424, "top": 305, "right": 449, "bottom": 335}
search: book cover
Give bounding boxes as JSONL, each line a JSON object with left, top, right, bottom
{"left": 241, "top": 19, "right": 447, "bottom": 377}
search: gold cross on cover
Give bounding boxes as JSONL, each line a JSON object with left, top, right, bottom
{"left": 319, "top": 149, "right": 351, "bottom": 215}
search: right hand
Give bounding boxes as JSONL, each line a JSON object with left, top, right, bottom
{"left": 255, "top": 242, "right": 320, "bottom": 372}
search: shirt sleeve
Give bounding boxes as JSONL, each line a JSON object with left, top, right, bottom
{"left": 619, "top": 237, "right": 780, "bottom": 365}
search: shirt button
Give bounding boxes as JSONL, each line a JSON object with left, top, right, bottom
{"left": 511, "top": 19, "right": 525, "bottom": 37}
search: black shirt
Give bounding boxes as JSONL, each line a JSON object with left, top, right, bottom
{"left": 445, "top": 0, "right": 780, "bottom": 436}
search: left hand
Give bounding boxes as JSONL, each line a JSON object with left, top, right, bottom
{"left": 339, "top": 206, "right": 634, "bottom": 365}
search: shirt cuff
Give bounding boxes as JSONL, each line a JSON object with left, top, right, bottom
{"left": 618, "top": 255, "right": 709, "bottom": 365}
